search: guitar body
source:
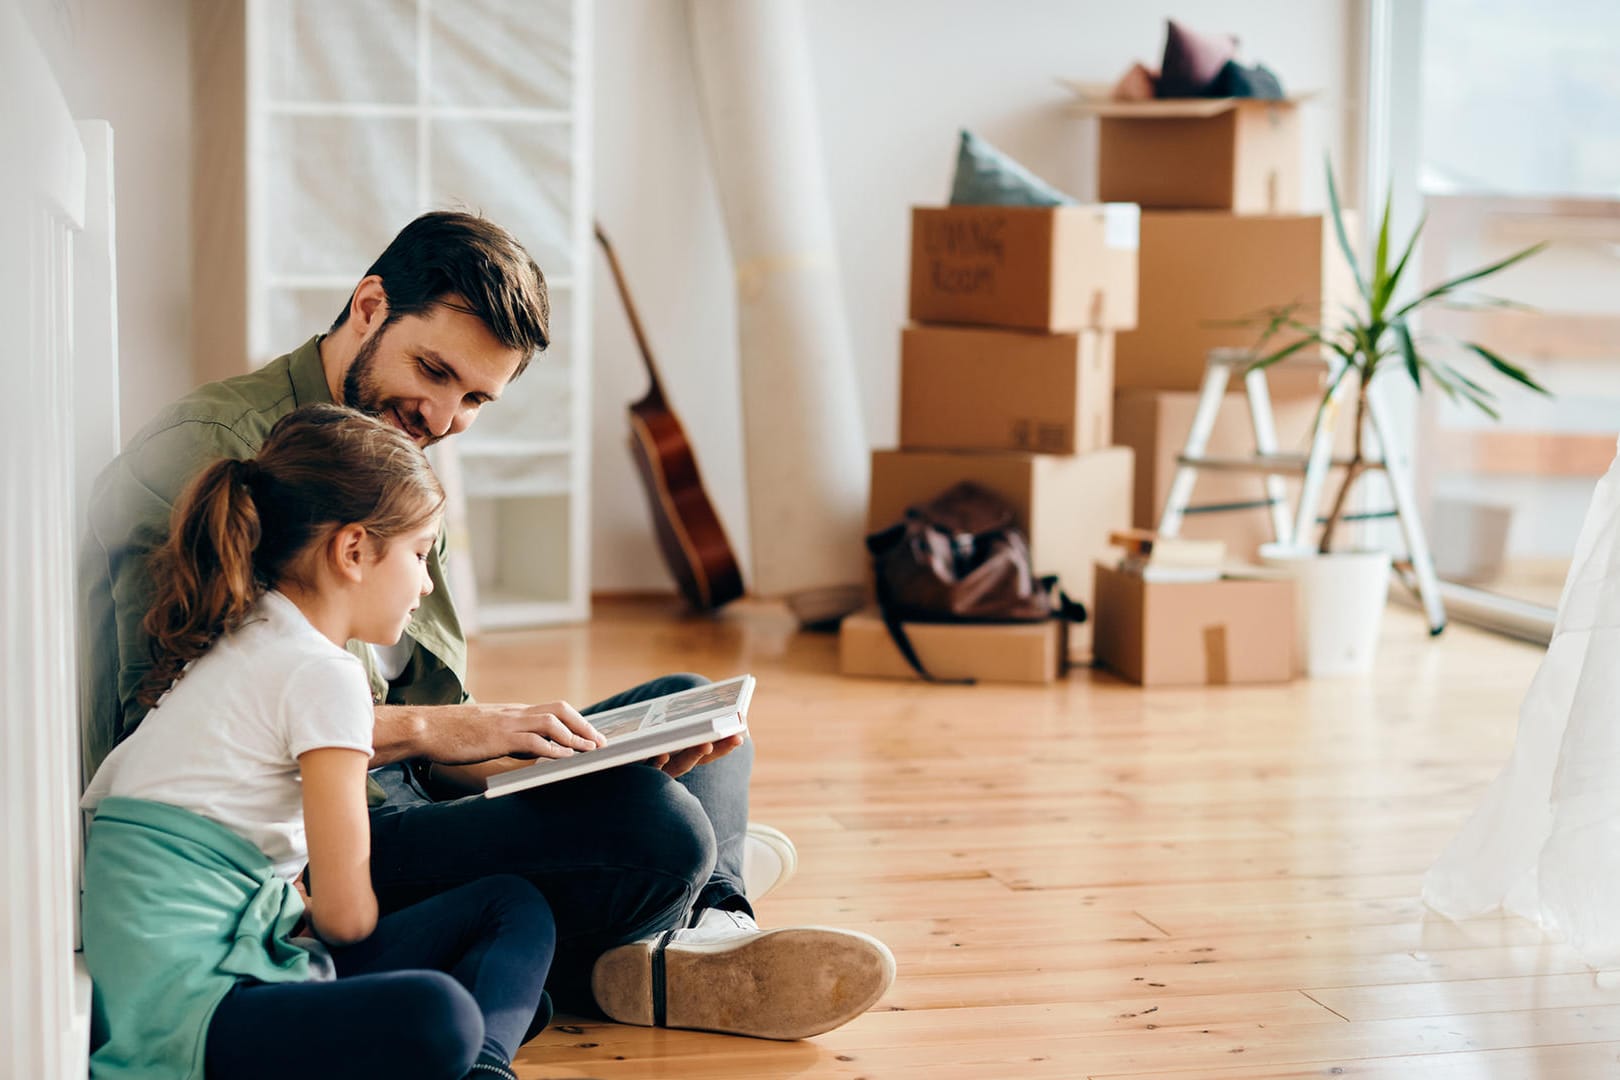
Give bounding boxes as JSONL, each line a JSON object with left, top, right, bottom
{"left": 598, "top": 223, "right": 744, "bottom": 611}
{"left": 627, "top": 390, "right": 745, "bottom": 611}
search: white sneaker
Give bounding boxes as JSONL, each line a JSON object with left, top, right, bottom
{"left": 591, "top": 908, "right": 896, "bottom": 1041}
{"left": 742, "top": 822, "right": 798, "bottom": 901}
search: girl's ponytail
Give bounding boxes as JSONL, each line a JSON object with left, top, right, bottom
{"left": 133, "top": 404, "right": 444, "bottom": 713}
{"left": 136, "top": 457, "right": 265, "bottom": 709}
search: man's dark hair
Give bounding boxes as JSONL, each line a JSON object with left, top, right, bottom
{"left": 332, "top": 211, "right": 550, "bottom": 377}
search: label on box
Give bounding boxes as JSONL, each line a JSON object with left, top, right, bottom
{"left": 917, "top": 213, "right": 1007, "bottom": 298}
{"left": 1009, "top": 419, "right": 1072, "bottom": 452}
{"left": 1103, "top": 203, "right": 1140, "bottom": 251}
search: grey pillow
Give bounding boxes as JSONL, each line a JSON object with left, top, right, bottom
{"left": 948, "top": 130, "right": 1074, "bottom": 207}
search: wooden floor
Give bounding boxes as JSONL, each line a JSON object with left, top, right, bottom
{"left": 466, "top": 597, "right": 1617, "bottom": 1079}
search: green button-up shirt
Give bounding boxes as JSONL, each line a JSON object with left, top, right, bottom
{"left": 79, "top": 336, "right": 469, "bottom": 776}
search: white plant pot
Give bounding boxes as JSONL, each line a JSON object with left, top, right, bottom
{"left": 1258, "top": 544, "right": 1393, "bottom": 677}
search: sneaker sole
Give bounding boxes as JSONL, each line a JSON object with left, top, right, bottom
{"left": 592, "top": 926, "right": 896, "bottom": 1040}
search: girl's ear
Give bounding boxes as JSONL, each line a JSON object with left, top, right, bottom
{"left": 330, "top": 523, "right": 369, "bottom": 584}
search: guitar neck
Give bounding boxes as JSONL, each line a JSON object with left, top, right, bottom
{"left": 595, "top": 222, "right": 668, "bottom": 400}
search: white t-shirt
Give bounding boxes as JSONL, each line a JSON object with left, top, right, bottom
{"left": 82, "top": 590, "right": 375, "bottom": 880}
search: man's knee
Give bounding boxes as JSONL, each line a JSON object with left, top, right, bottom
{"left": 648, "top": 672, "right": 710, "bottom": 695}
{"left": 613, "top": 765, "right": 717, "bottom": 890}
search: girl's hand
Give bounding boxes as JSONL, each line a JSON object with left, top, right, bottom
{"left": 288, "top": 876, "right": 313, "bottom": 938}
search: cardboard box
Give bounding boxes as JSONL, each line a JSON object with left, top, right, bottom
{"left": 1112, "top": 388, "right": 1347, "bottom": 562}
{"left": 839, "top": 610, "right": 1068, "bottom": 684}
{"left": 1078, "top": 98, "right": 1304, "bottom": 213}
{"left": 1092, "top": 562, "right": 1295, "bottom": 686}
{"left": 908, "top": 204, "right": 1139, "bottom": 332}
{"left": 899, "top": 325, "right": 1114, "bottom": 454}
{"left": 867, "top": 446, "right": 1133, "bottom": 659}
{"left": 1114, "top": 212, "right": 1352, "bottom": 393}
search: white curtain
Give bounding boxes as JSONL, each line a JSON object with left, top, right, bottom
{"left": 686, "top": 0, "right": 869, "bottom": 621}
{"left": 1425, "top": 436, "right": 1620, "bottom": 971}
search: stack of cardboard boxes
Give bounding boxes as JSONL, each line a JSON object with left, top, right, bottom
{"left": 839, "top": 202, "right": 1140, "bottom": 685}
{"left": 1081, "top": 95, "right": 1352, "bottom": 557}
{"left": 1080, "top": 95, "right": 1331, "bottom": 686}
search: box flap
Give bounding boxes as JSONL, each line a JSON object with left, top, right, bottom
{"left": 1059, "top": 79, "right": 1318, "bottom": 118}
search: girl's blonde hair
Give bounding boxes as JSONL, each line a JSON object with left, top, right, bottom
{"left": 137, "top": 403, "right": 445, "bottom": 709}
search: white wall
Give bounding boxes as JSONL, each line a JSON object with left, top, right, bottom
{"left": 51, "top": 0, "right": 1357, "bottom": 594}
{"left": 591, "top": 0, "right": 1356, "bottom": 592}
{"left": 45, "top": 0, "right": 192, "bottom": 438}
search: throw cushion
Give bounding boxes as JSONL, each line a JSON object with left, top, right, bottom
{"left": 1209, "top": 59, "right": 1286, "bottom": 100}
{"left": 1156, "top": 19, "right": 1237, "bottom": 98}
{"left": 948, "top": 129, "right": 1073, "bottom": 207}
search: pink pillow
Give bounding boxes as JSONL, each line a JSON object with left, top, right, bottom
{"left": 1156, "top": 19, "right": 1238, "bottom": 98}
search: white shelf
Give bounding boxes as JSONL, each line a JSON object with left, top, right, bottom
{"left": 473, "top": 595, "right": 585, "bottom": 631}
{"left": 464, "top": 480, "right": 571, "bottom": 500}
{"left": 266, "top": 101, "right": 573, "bottom": 124}
{"left": 245, "top": 0, "right": 593, "bottom": 632}
{"left": 267, "top": 274, "right": 575, "bottom": 292}
{"left": 459, "top": 439, "right": 573, "bottom": 458}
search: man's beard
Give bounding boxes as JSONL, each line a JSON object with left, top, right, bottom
{"left": 342, "top": 327, "right": 441, "bottom": 447}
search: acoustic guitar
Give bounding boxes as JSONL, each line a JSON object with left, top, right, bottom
{"left": 595, "top": 224, "right": 745, "bottom": 611}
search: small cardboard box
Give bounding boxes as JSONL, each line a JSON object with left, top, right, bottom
{"left": 839, "top": 610, "right": 1068, "bottom": 684}
{"left": 899, "top": 325, "right": 1114, "bottom": 454}
{"left": 867, "top": 446, "right": 1133, "bottom": 660}
{"left": 1114, "top": 212, "right": 1352, "bottom": 394}
{"left": 1092, "top": 562, "right": 1295, "bottom": 687}
{"left": 908, "top": 204, "right": 1139, "bottom": 332}
{"left": 1076, "top": 97, "right": 1305, "bottom": 213}
{"left": 1112, "top": 388, "right": 1347, "bottom": 562}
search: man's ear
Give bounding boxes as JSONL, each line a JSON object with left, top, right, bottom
{"left": 330, "top": 523, "right": 370, "bottom": 584}
{"left": 348, "top": 275, "right": 389, "bottom": 336}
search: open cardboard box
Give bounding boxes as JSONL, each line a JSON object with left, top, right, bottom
{"left": 1092, "top": 561, "right": 1296, "bottom": 687}
{"left": 899, "top": 324, "right": 1114, "bottom": 455}
{"left": 1067, "top": 89, "right": 1312, "bottom": 213}
{"left": 909, "top": 204, "right": 1139, "bottom": 332}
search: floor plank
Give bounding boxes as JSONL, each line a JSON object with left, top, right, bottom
{"left": 464, "top": 598, "right": 1579, "bottom": 1078}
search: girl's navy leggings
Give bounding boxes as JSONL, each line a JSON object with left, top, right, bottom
{"left": 205, "top": 874, "right": 554, "bottom": 1079}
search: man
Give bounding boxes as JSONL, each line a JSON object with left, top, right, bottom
{"left": 81, "top": 211, "right": 895, "bottom": 1041}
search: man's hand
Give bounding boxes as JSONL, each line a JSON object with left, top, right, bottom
{"left": 374, "top": 701, "right": 605, "bottom": 767}
{"left": 645, "top": 732, "right": 747, "bottom": 779}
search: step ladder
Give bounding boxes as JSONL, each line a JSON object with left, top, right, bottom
{"left": 1156, "top": 347, "right": 1447, "bottom": 635}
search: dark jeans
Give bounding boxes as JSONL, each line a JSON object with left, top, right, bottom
{"left": 367, "top": 673, "right": 753, "bottom": 1012}
{"left": 205, "top": 875, "right": 553, "bottom": 1079}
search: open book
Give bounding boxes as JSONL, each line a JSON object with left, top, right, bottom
{"left": 483, "top": 674, "right": 754, "bottom": 798}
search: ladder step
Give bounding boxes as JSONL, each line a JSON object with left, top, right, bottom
{"left": 1184, "top": 498, "right": 1285, "bottom": 516}
{"left": 1316, "top": 509, "right": 1400, "bottom": 524}
{"left": 1207, "top": 346, "right": 1333, "bottom": 371}
{"left": 1177, "top": 453, "right": 1384, "bottom": 475}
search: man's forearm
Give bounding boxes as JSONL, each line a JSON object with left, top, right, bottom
{"left": 371, "top": 705, "right": 431, "bottom": 766}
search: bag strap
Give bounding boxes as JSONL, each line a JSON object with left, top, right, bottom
{"left": 1041, "top": 575, "right": 1088, "bottom": 623}
{"left": 872, "top": 555, "right": 975, "bottom": 686}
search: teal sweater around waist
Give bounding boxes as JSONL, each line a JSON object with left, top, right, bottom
{"left": 82, "top": 796, "right": 317, "bottom": 1079}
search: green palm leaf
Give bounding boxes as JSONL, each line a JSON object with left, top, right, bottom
{"left": 1395, "top": 319, "right": 1421, "bottom": 389}
{"left": 1465, "top": 341, "right": 1550, "bottom": 395}
{"left": 1393, "top": 243, "right": 1546, "bottom": 320}
{"left": 1326, "top": 160, "right": 1369, "bottom": 303}
{"left": 1376, "top": 212, "right": 1426, "bottom": 316}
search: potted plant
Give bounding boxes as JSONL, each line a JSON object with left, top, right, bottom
{"left": 1245, "top": 164, "right": 1548, "bottom": 676}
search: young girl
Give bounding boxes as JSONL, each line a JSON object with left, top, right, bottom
{"left": 81, "top": 404, "right": 552, "bottom": 1080}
